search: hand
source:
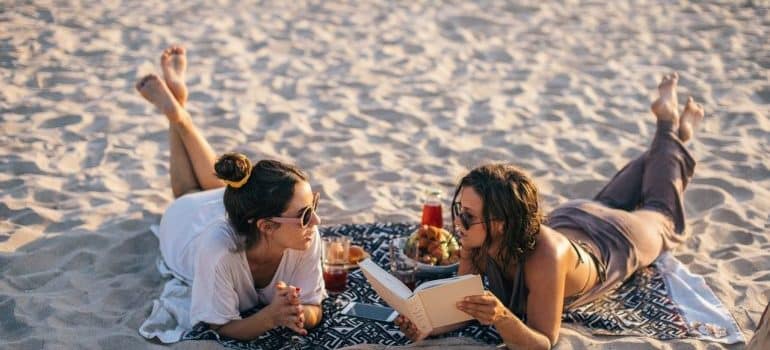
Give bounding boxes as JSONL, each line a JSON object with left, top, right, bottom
{"left": 456, "top": 291, "right": 513, "bottom": 326}
{"left": 268, "top": 281, "right": 306, "bottom": 335}
{"left": 394, "top": 315, "right": 425, "bottom": 341}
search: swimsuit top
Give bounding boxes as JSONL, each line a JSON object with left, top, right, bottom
{"left": 485, "top": 239, "right": 606, "bottom": 321}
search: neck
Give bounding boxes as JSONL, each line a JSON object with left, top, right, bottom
{"left": 245, "top": 238, "right": 285, "bottom": 265}
{"left": 487, "top": 239, "right": 502, "bottom": 263}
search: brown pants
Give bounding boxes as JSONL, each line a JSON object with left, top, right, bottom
{"left": 548, "top": 120, "right": 696, "bottom": 307}
{"left": 593, "top": 120, "right": 696, "bottom": 255}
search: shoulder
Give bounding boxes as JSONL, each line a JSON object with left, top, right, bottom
{"left": 523, "top": 227, "right": 570, "bottom": 283}
{"left": 196, "top": 219, "right": 243, "bottom": 267}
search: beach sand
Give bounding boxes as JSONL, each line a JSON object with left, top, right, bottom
{"left": 1, "top": 1, "right": 768, "bottom": 349}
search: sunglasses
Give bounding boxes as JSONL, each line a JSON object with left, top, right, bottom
{"left": 452, "top": 201, "right": 484, "bottom": 230}
{"left": 268, "top": 192, "right": 320, "bottom": 228}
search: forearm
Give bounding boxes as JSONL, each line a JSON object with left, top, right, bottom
{"left": 303, "top": 304, "right": 323, "bottom": 329}
{"left": 215, "top": 309, "right": 275, "bottom": 341}
{"left": 494, "top": 314, "right": 552, "bottom": 350}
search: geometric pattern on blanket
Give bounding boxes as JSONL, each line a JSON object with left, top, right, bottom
{"left": 562, "top": 264, "right": 690, "bottom": 340}
{"left": 183, "top": 223, "right": 691, "bottom": 349}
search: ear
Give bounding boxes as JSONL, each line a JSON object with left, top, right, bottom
{"left": 256, "top": 218, "right": 277, "bottom": 236}
{"left": 490, "top": 220, "right": 505, "bottom": 238}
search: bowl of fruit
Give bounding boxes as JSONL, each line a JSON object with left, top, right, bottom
{"left": 393, "top": 225, "right": 461, "bottom": 275}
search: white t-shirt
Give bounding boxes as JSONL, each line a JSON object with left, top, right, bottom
{"left": 158, "top": 188, "right": 326, "bottom": 326}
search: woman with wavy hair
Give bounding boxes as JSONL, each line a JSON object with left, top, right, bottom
{"left": 136, "top": 46, "right": 324, "bottom": 340}
{"left": 396, "top": 73, "right": 705, "bottom": 349}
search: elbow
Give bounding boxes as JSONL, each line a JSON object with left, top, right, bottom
{"left": 304, "top": 304, "right": 324, "bottom": 329}
{"left": 542, "top": 331, "right": 557, "bottom": 349}
{"left": 543, "top": 333, "right": 557, "bottom": 349}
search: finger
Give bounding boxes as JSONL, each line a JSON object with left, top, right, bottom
{"left": 284, "top": 284, "right": 299, "bottom": 296}
{"left": 276, "top": 281, "right": 288, "bottom": 290}
{"left": 286, "top": 322, "right": 307, "bottom": 336}
{"left": 464, "top": 294, "right": 496, "bottom": 305}
{"left": 282, "top": 304, "right": 302, "bottom": 316}
{"left": 406, "top": 328, "right": 421, "bottom": 341}
{"left": 275, "top": 287, "right": 292, "bottom": 299}
{"left": 407, "top": 321, "right": 419, "bottom": 334}
{"left": 395, "top": 315, "right": 406, "bottom": 325}
{"left": 458, "top": 302, "right": 487, "bottom": 318}
{"left": 285, "top": 294, "right": 300, "bottom": 305}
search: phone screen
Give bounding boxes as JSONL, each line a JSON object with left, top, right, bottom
{"left": 341, "top": 302, "right": 397, "bottom": 322}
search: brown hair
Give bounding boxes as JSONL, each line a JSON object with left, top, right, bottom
{"left": 451, "top": 163, "right": 541, "bottom": 273}
{"left": 214, "top": 153, "right": 308, "bottom": 250}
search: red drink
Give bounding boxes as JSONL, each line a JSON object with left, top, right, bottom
{"left": 421, "top": 203, "right": 443, "bottom": 228}
{"left": 323, "top": 266, "right": 348, "bottom": 293}
{"left": 391, "top": 263, "right": 417, "bottom": 290}
{"left": 404, "top": 280, "right": 416, "bottom": 291}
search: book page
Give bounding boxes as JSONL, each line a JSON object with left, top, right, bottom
{"left": 414, "top": 274, "right": 484, "bottom": 328}
{"left": 359, "top": 259, "right": 413, "bottom": 314}
{"left": 414, "top": 274, "right": 477, "bottom": 292}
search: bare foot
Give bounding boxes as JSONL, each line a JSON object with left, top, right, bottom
{"left": 679, "top": 96, "right": 704, "bottom": 142}
{"left": 135, "top": 74, "right": 183, "bottom": 123}
{"left": 650, "top": 72, "right": 679, "bottom": 123}
{"left": 161, "top": 45, "right": 188, "bottom": 106}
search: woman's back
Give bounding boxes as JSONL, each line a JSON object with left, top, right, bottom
{"left": 159, "top": 188, "right": 228, "bottom": 281}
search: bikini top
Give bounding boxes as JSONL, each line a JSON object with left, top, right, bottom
{"left": 485, "top": 239, "right": 606, "bottom": 321}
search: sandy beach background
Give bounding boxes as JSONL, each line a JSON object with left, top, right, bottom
{"left": 2, "top": 1, "right": 769, "bottom": 349}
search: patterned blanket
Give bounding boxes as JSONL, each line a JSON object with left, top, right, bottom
{"left": 180, "top": 223, "right": 717, "bottom": 349}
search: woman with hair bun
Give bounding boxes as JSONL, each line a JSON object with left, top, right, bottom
{"left": 137, "top": 46, "right": 324, "bottom": 340}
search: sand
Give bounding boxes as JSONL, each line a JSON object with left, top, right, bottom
{"left": 1, "top": 1, "right": 768, "bottom": 349}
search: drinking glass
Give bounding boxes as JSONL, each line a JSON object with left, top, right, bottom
{"left": 323, "top": 236, "right": 350, "bottom": 294}
{"left": 389, "top": 237, "right": 418, "bottom": 290}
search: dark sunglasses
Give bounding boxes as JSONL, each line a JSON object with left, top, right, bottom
{"left": 269, "top": 192, "right": 320, "bottom": 228}
{"left": 452, "top": 201, "right": 484, "bottom": 230}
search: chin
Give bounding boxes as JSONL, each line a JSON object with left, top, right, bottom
{"left": 460, "top": 237, "right": 480, "bottom": 249}
{"left": 296, "top": 237, "right": 312, "bottom": 250}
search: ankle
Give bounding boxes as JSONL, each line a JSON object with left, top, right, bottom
{"left": 166, "top": 106, "right": 189, "bottom": 125}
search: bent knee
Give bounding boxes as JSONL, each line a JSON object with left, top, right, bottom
{"left": 628, "top": 210, "right": 671, "bottom": 266}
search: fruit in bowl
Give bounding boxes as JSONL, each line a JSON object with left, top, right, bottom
{"left": 404, "top": 225, "right": 461, "bottom": 266}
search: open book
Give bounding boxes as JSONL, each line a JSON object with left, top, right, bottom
{"left": 359, "top": 259, "right": 484, "bottom": 340}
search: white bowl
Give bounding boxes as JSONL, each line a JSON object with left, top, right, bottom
{"left": 392, "top": 236, "right": 459, "bottom": 276}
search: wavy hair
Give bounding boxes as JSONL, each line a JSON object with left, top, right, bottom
{"left": 451, "top": 163, "right": 541, "bottom": 274}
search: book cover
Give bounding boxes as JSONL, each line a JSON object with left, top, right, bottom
{"left": 358, "top": 259, "right": 484, "bottom": 338}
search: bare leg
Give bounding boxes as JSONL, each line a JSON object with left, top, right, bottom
{"left": 161, "top": 45, "right": 188, "bottom": 105}
{"left": 135, "top": 74, "right": 223, "bottom": 195}
{"left": 678, "top": 97, "right": 704, "bottom": 143}
{"left": 159, "top": 46, "right": 200, "bottom": 197}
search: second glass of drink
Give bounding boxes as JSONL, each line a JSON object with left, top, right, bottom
{"left": 322, "top": 236, "right": 350, "bottom": 294}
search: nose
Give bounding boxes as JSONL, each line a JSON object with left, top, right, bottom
{"left": 452, "top": 214, "right": 463, "bottom": 226}
{"left": 310, "top": 211, "right": 322, "bottom": 226}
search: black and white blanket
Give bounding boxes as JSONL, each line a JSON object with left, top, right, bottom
{"left": 141, "top": 223, "right": 742, "bottom": 349}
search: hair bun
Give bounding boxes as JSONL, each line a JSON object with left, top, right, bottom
{"left": 215, "top": 153, "right": 253, "bottom": 188}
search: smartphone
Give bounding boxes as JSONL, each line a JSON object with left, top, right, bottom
{"left": 340, "top": 302, "right": 398, "bottom": 322}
